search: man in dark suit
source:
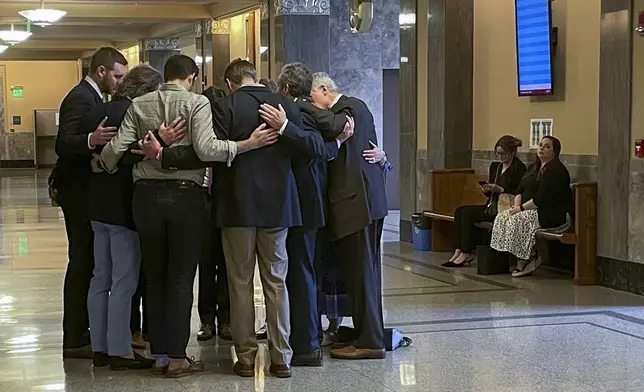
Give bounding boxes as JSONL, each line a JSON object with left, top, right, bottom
{"left": 308, "top": 72, "right": 388, "bottom": 360}
{"left": 258, "top": 62, "right": 354, "bottom": 367}
{"left": 212, "top": 59, "right": 303, "bottom": 379}
{"left": 51, "top": 47, "right": 128, "bottom": 359}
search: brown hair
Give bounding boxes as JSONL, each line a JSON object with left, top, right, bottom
{"left": 90, "top": 47, "right": 128, "bottom": 73}
{"left": 113, "top": 64, "right": 162, "bottom": 100}
{"left": 494, "top": 135, "right": 522, "bottom": 155}
{"left": 531, "top": 135, "right": 562, "bottom": 176}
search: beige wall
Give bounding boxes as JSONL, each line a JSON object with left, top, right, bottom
{"left": 230, "top": 14, "right": 248, "bottom": 61}
{"left": 473, "top": 0, "right": 600, "bottom": 155}
{"left": 632, "top": 0, "right": 644, "bottom": 154}
{"left": 1, "top": 61, "right": 80, "bottom": 133}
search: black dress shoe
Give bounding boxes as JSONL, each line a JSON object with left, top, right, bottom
{"left": 197, "top": 324, "right": 214, "bottom": 341}
{"left": 93, "top": 352, "right": 110, "bottom": 367}
{"left": 218, "top": 324, "right": 233, "bottom": 341}
{"left": 110, "top": 352, "right": 155, "bottom": 371}
{"left": 63, "top": 345, "right": 93, "bottom": 360}
{"left": 291, "top": 349, "right": 323, "bottom": 367}
{"left": 233, "top": 362, "right": 255, "bottom": 377}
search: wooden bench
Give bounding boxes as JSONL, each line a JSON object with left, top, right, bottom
{"left": 422, "top": 169, "right": 598, "bottom": 286}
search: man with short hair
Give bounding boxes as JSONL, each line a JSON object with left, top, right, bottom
{"left": 308, "top": 72, "right": 389, "bottom": 360}
{"left": 52, "top": 47, "right": 128, "bottom": 359}
{"left": 212, "top": 59, "right": 304, "bottom": 378}
{"left": 99, "top": 55, "right": 276, "bottom": 377}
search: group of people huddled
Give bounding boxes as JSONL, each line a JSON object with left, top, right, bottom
{"left": 444, "top": 134, "right": 572, "bottom": 276}
{"left": 50, "top": 47, "right": 391, "bottom": 379}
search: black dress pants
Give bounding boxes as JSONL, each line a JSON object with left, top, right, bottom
{"left": 453, "top": 205, "right": 494, "bottom": 252}
{"left": 198, "top": 197, "right": 230, "bottom": 326}
{"left": 286, "top": 226, "right": 320, "bottom": 355}
{"left": 132, "top": 180, "right": 207, "bottom": 359}
{"left": 334, "top": 219, "right": 385, "bottom": 350}
{"left": 61, "top": 194, "right": 94, "bottom": 349}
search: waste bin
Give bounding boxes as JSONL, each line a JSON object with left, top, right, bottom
{"left": 411, "top": 213, "right": 432, "bottom": 251}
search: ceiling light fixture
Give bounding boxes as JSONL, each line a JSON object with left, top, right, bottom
{"left": 0, "top": 24, "right": 32, "bottom": 45}
{"left": 19, "top": 1, "right": 67, "bottom": 27}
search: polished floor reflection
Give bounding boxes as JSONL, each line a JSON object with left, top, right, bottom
{"left": 3, "top": 170, "right": 644, "bottom": 391}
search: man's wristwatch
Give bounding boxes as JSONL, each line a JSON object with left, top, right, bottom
{"left": 155, "top": 147, "right": 163, "bottom": 161}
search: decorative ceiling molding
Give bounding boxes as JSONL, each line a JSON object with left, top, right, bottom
{"left": 274, "top": 0, "right": 330, "bottom": 16}
{"left": 145, "top": 38, "right": 180, "bottom": 51}
{"left": 211, "top": 19, "right": 230, "bottom": 34}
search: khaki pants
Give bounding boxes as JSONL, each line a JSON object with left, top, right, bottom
{"left": 221, "top": 227, "right": 292, "bottom": 365}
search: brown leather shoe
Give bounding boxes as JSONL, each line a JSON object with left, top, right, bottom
{"left": 269, "top": 363, "right": 292, "bottom": 378}
{"left": 148, "top": 364, "right": 168, "bottom": 376}
{"left": 166, "top": 357, "right": 204, "bottom": 379}
{"left": 233, "top": 362, "right": 255, "bottom": 377}
{"left": 330, "top": 345, "right": 386, "bottom": 360}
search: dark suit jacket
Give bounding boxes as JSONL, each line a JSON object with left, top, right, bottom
{"left": 282, "top": 111, "right": 338, "bottom": 229}
{"left": 311, "top": 95, "right": 388, "bottom": 240}
{"left": 81, "top": 99, "right": 137, "bottom": 229}
{"left": 51, "top": 79, "right": 103, "bottom": 206}
{"left": 212, "top": 85, "right": 302, "bottom": 228}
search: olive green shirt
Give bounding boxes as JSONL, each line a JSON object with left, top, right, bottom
{"left": 99, "top": 83, "right": 237, "bottom": 183}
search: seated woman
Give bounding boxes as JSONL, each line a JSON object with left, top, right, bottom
{"left": 490, "top": 136, "right": 572, "bottom": 277}
{"left": 443, "top": 135, "right": 526, "bottom": 267}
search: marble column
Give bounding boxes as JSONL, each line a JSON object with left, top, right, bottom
{"left": 424, "top": 0, "right": 473, "bottom": 169}
{"left": 399, "top": 0, "right": 418, "bottom": 242}
{"left": 207, "top": 19, "right": 231, "bottom": 90}
{"left": 596, "top": 0, "right": 636, "bottom": 291}
{"left": 144, "top": 39, "right": 181, "bottom": 78}
{"left": 398, "top": 0, "right": 473, "bottom": 241}
{"left": 273, "top": 0, "right": 330, "bottom": 74}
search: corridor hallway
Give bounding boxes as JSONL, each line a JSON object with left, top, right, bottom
{"left": 2, "top": 170, "right": 644, "bottom": 391}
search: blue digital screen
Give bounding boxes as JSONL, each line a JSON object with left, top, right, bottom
{"left": 515, "top": 0, "right": 553, "bottom": 96}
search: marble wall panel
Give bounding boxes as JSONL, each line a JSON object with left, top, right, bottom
{"left": 597, "top": 3, "right": 631, "bottom": 261}
{"left": 329, "top": 0, "right": 399, "bottom": 147}
{"left": 275, "top": 15, "right": 330, "bottom": 73}
{"left": 0, "top": 133, "right": 35, "bottom": 161}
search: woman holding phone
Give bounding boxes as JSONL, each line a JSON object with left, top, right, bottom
{"left": 443, "top": 135, "right": 527, "bottom": 267}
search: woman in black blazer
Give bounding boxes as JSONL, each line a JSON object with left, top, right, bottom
{"left": 84, "top": 65, "right": 165, "bottom": 371}
{"left": 444, "top": 135, "right": 527, "bottom": 267}
{"left": 490, "top": 136, "right": 573, "bottom": 277}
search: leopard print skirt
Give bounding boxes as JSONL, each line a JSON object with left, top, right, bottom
{"left": 490, "top": 210, "right": 541, "bottom": 260}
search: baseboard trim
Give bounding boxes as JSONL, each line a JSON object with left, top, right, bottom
{"left": 0, "top": 160, "right": 35, "bottom": 168}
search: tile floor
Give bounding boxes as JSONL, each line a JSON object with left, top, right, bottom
{"left": 1, "top": 170, "right": 644, "bottom": 391}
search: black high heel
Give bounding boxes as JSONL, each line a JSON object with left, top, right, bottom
{"left": 442, "top": 258, "right": 473, "bottom": 268}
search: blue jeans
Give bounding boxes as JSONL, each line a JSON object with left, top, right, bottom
{"left": 87, "top": 221, "right": 141, "bottom": 357}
